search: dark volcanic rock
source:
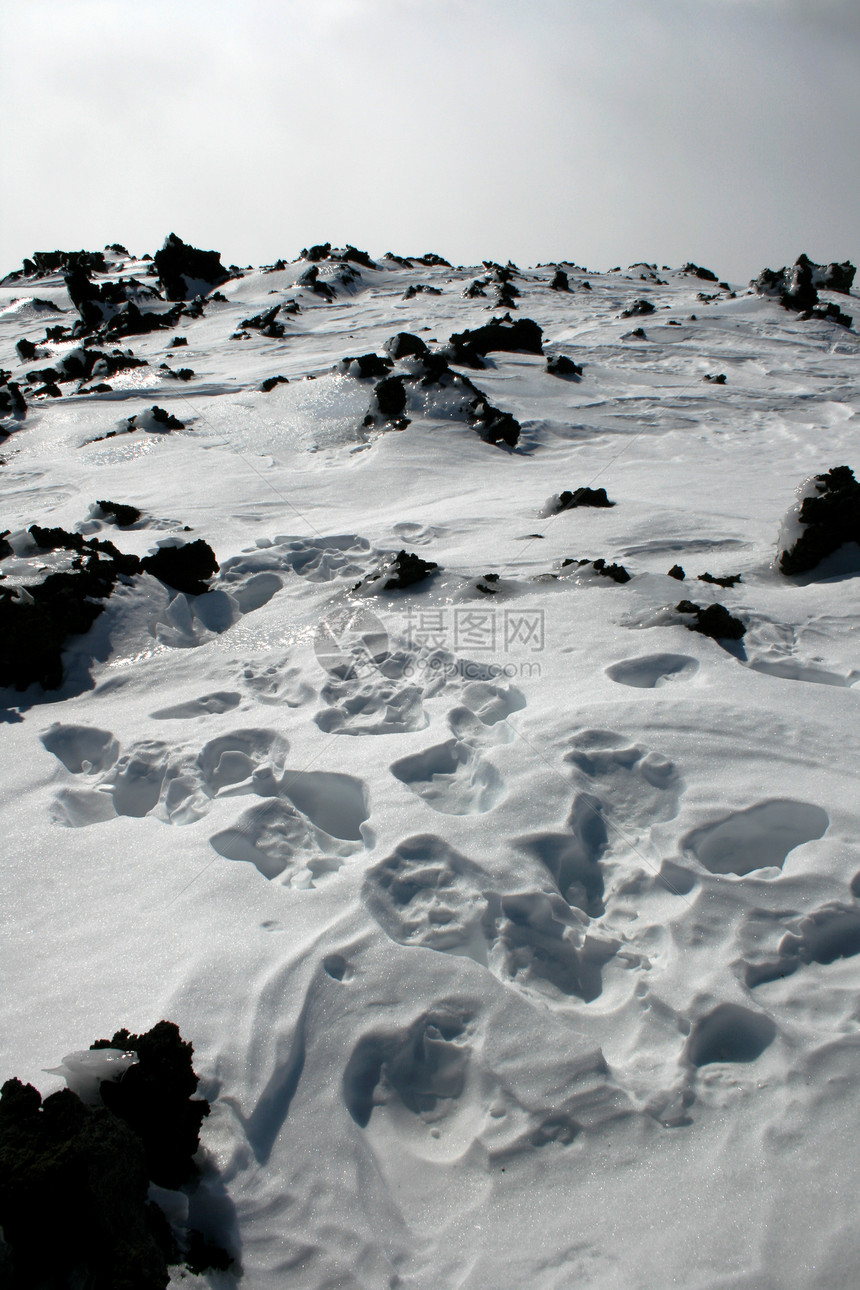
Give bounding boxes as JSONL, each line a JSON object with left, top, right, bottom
{"left": 153, "top": 233, "right": 229, "bottom": 301}
{"left": 698, "top": 571, "right": 742, "bottom": 588}
{"left": 448, "top": 315, "right": 543, "bottom": 366}
{"left": 337, "top": 245, "right": 377, "bottom": 270}
{"left": 126, "top": 406, "right": 186, "bottom": 432}
{"left": 96, "top": 500, "right": 142, "bottom": 527}
{"left": 412, "top": 252, "right": 452, "bottom": 267}
{"left": 21, "top": 249, "right": 108, "bottom": 278}
{"left": 0, "top": 381, "right": 26, "bottom": 419}
{"left": 29, "top": 348, "right": 147, "bottom": 386}
{"left": 357, "top": 550, "right": 439, "bottom": 592}
{"left": 546, "top": 354, "right": 582, "bottom": 378}
{"left": 92, "top": 1022, "right": 209, "bottom": 1190}
{"left": 681, "top": 263, "right": 719, "bottom": 282}
{"left": 1, "top": 528, "right": 140, "bottom": 690}
{"left": 373, "top": 375, "right": 408, "bottom": 419}
{"left": 753, "top": 255, "right": 854, "bottom": 326}
{"left": 549, "top": 268, "right": 570, "bottom": 291}
{"left": 260, "top": 374, "right": 289, "bottom": 392}
{"left": 668, "top": 564, "right": 686, "bottom": 580}
{"left": 703, "top": 373, "right": 727, "bottom": 384}
{"left": 141, "top": 540, "right": 219, "bottom": 596}
{"left": 676, "top": 600, "right": 745, "bottom": 640}
{"left": 553, "top": 487, "right": 614, "bottom": 511}
{"left": 384, "top": 332, "right": 429, "bottom": 360}
{"left": 0, "top": 1079, "right": 173, "bottom": 1290}
{"left": 779, "top": 465, "right": 860, "bottom": 575}
{"left": 0, "top": 531, "right": 12, "bottom": 558}
{"left": 403, "top": 283, "right": 442, "bottom": 299}
{"left": 469, "top": 396, "right": 521, "bottom": 447}
{"left": 342, "top": 353, "right": 394, "bottom": 380}
{"left": 621, "top": 299, "right": 655, "bottom": 317}
{"left": 15, "top": 338, "right": 38, "bottom": 362}
{"left": 560, "top": 557, "right": 631, "bottom": 583}
{"left": 241, "top": 304, "right": 285, "bottom": 338}
{"left": 302, "top": 243, "right": 332, "bottom": 262}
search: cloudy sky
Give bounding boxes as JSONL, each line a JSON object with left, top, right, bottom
{"left": 2, "top": 0, "right": 858, "bottom": 282}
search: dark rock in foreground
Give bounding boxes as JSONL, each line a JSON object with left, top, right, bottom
{"left": 141, "top": 540, "right": 219, "bottom": 596}
{"left": 0, "top": 530, "right": 217, "bottom": 690}
{"left": 0, "top": 1021, "right": 227, "bottom": 1290}
{"left": 546, "top": 354, "right": 582, "bottom": 378}
{"left": 92, "top": 1022, "right": 209, "bottom": 1190}
{"left": 779, "top": 465, "right": 860, "bottom": 575}
{"left": 676, "top": 600, "right": 745, "bottom": 640}
{"left": 356, "top": 550, "right": 439, "bottom": 592}
{"left": 553, "top": 487, "right": 614, "bottom": 511}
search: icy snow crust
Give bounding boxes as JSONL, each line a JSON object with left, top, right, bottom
{"left": 2, "top": 249, "right": 860, "bottom": 1288}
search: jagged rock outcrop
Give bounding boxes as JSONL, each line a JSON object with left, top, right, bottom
{"left": 153, "top": 233, "right": 230, "bottom": 301}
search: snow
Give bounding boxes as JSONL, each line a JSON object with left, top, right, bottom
{"left": 1, "top": 250, "right": 859, "bottom": 1288}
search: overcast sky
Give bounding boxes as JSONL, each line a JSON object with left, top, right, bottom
{"left": 2, "top": 0, "right": 858, "bottom": 283}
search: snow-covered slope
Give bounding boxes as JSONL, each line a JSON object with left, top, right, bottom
{"left": 2, "top": 243, "right": 859, "bottom": 1288}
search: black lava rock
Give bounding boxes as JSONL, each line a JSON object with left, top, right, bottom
{"left": 141, "top": 540, "right": 219, "bottom": 596}
{"left": 337, "top": 245, "right": 377, "bottom": 270}
{"left": 260, "top": 374, "right": 289, "bottom": 392}
{"left": 1, "top": 529, "right": 139, "bottom": 690}
{"left": 384, "top": 332, "right": 429, "bottom": 360}
{"left": 667, "top": 564, "right": 686, "bottom": 580}
{"left": 549, "top": 268, "right": 570, "bottom": 291}
{"left": 169, "top": 336, "right": 187, "bottom": 347}
{"left": 412, "top": 252, "right": 452, "bottom": 267}
{"left": 0, "top": 1079, "right": 173, "bottom": 1290}
{"left": 448, "top": 316, "right": 543, "bottom": 364}
{"left": 153, "top": 233, "right": 229, "bottom": 301}
{"left": 779, "top": 465, "right": 860, "bottom": 575}
{"left": 546, "top": 354, "right": 582, "bottom": 378}
{"left": 15, "top": 338, "right": 37, "bottom": 362}
{"left": 302, "top": 243, "right": 332, "bottom": 262}
{"left": 698, "top": 571, "right": 742, "bottom": 588}
{"left": 342, "top": 353, "right": 394, "bottom": 380}
{"left": 96, "top": 501, "right": 142, "bottom": 527}
{"left": 676, "top": 600, "right": 745, "bottom": 640}
{"left": 241, "top": 304, "right": 285, "bottom": 338}
{"left": 560, "top": 557, "right": 630, "bottom": 583}
{"left": 21, "top": 249, "right": 108, "bottom": 278}
{"left": 752, "top": 255, "right": 854, "bottom": 326}
{"left": 0, "top": 531, "right": 12, "bottom": 558}
{"left": 681, "top": 263, "right": 719, "bottom": 282}
{"left": 357, "top": 550, "right": 439, "bottom": 592}
{"left": 621, "top": 299, "right": 655, "bottom": 317}
{"left": 373, "top": 375, "right": 408, "bottom": 419}
{"left": 469, "top": 396, "right": 521, "bottom": 447}
{"left": 554, "top": 487, "right": 614, "bottom": 511}
{"left": 0, "top": 381, "right": 27, "bottom": 418}
{"left": 92, "top": 1022, "right": 209, "bottom": 1191}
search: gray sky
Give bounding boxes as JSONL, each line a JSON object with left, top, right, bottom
{"left": 2, "top": 0, "right": 858, "bottom": 282}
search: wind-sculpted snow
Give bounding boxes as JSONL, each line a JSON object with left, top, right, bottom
{"left": 2, "top": 240, "right": 860, "bottom": 1289}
